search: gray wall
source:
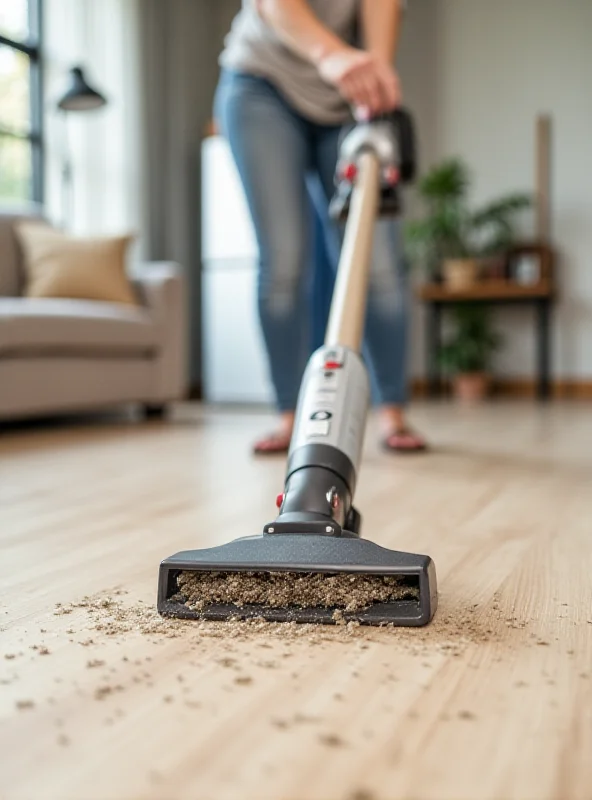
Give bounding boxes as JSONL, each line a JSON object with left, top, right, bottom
{"left": 216, "top": 0, "right": 241, "bottom": 51}
{"left": 139, "top": 0, "right": 239, "bottom": 388}
{"left": 396, "top": 0, "right": 442, "bottom": 379}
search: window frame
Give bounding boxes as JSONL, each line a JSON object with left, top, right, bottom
{"left": 0, "top": 0, "right": 44, "bottom": 203}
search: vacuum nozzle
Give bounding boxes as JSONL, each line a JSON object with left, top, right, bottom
{"left": 158, "top": 534, "right": 437, "bottom": 627}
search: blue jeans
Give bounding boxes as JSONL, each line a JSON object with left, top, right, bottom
{"left": 214, "top": 69, "right": 409, "bottom": 412}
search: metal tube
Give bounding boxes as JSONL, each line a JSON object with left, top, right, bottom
{"left": 325, "top": 151, "right": 380, "bottom": 352}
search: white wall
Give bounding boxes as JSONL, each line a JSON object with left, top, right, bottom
{"left": 404, "top": 0, "right": 592, "bottom": 379}
{"left": 43, "top": 0, "right": 143, "bottom": 247}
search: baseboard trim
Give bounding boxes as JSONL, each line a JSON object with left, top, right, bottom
{"left": 411, "top": 378, "right": 592, "bottom": 400}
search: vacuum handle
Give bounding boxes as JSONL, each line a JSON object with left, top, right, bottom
{"left": 325, "top": 150, "right": 380, "bottom": 352}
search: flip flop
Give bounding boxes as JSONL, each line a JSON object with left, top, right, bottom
{"left": 382, "top": 427, "right": 427, "bottom": 454}
{"left": 253, "top": 430, "right": 292, "bottom": 456}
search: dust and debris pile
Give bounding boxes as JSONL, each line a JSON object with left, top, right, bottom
{"left": 173, "top": 570, "right": 419, "bottom": 613}
{"left": 45, "top": 587, "right": 502, "bottom": 652}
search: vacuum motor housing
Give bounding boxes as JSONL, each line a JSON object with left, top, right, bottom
{"left": 330, "top": 107, "right": 417, "bottom": 221}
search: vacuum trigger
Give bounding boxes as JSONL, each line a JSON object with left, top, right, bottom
{"left": 341, "top": 162, "right": 357, "bottom": 182}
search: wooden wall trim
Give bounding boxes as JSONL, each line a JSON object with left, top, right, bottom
{"left": 411, "top": 379, "right": 592, "bottom": 400}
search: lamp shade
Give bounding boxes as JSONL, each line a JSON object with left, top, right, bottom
{"left": 57, "top": 66, "right": 107, "bottom": 112}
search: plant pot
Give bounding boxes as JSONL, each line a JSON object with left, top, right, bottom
{"left": 443, "top": 259, "right": 478, "bottom": 290}
{"left": 453, "top": 372, "right": 490, "bottom": 403}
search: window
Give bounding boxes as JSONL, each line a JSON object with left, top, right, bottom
{"left": 0, "top": 0, "right": 43, "bottom": 204}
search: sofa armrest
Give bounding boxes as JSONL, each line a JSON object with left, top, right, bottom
{"left": 131, "top": 261, "right": 189, "bottom": 401}
{"left": 131, "top": 260, "right": 183, "bottom": 313}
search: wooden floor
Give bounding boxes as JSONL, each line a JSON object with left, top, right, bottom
{"left": 1, "top": 401, "right": 591, "bottom": 800}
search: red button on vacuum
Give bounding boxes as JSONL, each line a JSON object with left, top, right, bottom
{"left": 276, "top": 493, "right": 284, "bottom": 509}
{"left": 342, "top": 163, "right": 357, "bottom": 182}
{"left": 324, "top": 361, "right": 342, "bottom": 370}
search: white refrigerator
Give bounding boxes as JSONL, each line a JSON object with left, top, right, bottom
{"left": 201, "top": 135, "right": 274, "bottom": 404}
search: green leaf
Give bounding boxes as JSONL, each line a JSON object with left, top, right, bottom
{"left": 471, "top": 194, "right": 531, "bottom": 228}
{"left": 438, "top": 304, "right": 502, "bottom": 373}
{"left": 418, "top": 158, "right": 470, "bottom": 202}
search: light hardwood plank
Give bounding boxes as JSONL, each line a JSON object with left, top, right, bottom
{"left": 1, "top": 402, "right": 591, "bottom": 800}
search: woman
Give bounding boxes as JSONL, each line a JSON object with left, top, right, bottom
{"left": 215, "top": 0, "right": 426, "bottom": 454}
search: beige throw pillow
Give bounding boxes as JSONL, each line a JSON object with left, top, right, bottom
{"left": 15, "top": 222, "right": 138, "bottom": 306}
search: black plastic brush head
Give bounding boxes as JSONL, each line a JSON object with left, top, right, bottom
{"left": 158, "top": 533, "right": 437, "bottom": 627}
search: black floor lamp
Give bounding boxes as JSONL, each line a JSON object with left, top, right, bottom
{"left": 57, "top": 66, "right": 108, "bottom": 229}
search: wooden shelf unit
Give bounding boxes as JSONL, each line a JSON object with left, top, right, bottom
{"left": 418, "top": 278, "right": 555, "bottom": 303}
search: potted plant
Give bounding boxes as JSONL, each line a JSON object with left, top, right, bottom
{"left": 439, "top": 304, "right": 502, "bottom": 402}
{"left": 406, "top": 159, "right": 531, "bottom": 289}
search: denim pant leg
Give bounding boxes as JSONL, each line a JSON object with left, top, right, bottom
{"left": 313, "top": 125, "right": 410, "bottom": 407}
{"left": 364, "top": 219, "right": 410, "bottom": 406}
{"left": 214, "top": 72, "right": 312, "bottom": 411}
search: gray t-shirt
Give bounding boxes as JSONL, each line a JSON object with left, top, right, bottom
{"left": 219, "top": 0, "right": 360, "bottom": 125}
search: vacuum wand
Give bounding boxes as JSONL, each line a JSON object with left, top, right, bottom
{"left": 325, "top": 151, "right": 380, "bottom": 352}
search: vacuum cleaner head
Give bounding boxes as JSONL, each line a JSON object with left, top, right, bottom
{"left": 158, "top": 533, "right": 437, "bottom": 627}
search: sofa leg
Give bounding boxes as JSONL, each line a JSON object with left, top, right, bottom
{"left": 143, "top": 403, "right": 167, "bottom": 420}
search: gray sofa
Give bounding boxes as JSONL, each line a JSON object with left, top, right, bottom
{"left": 0, "top": 210, "right": 188, "bottom": 421}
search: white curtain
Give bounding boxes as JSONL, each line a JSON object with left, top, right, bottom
{"left": 43, "top": 0, "right": 143, "bottom": 249}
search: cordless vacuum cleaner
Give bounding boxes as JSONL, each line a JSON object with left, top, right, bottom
{"left": 157, "top": 109, "right": 438, "bottom": 627}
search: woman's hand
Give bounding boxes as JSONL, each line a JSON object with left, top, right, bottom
{"left": 317, "top": 46, "right": 401, "bottom": 116}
